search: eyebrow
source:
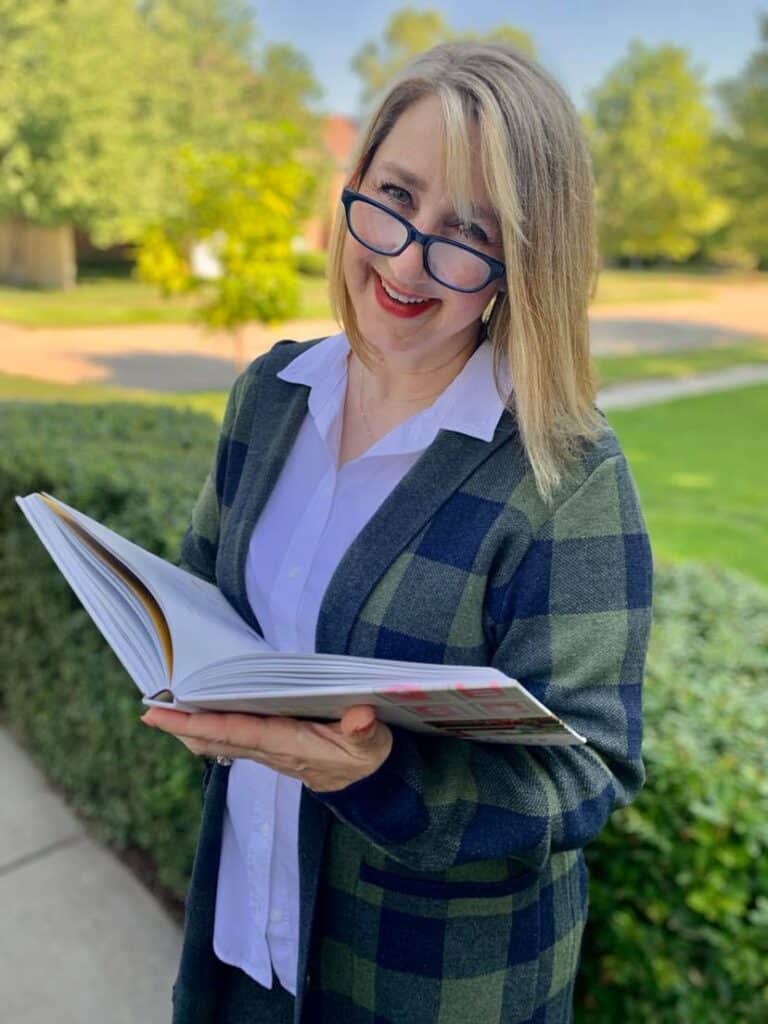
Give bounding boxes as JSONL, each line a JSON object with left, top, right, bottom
{"left": 377, "top": 160, "right": 499, "bottom": 229}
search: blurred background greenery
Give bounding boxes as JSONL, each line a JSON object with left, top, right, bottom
{"left": 0, "top": 2, "right": 766, "bottom": 1020}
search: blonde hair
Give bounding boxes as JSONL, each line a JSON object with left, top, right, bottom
{"left": 327, "top": 41, "right": 601, "bottom": 502}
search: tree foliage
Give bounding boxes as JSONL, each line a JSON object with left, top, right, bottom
{"left": 136, "top": 122, "right": 324, "bottom": 368}
{"left": 585, "top": 41, "right": 728, "bottom": 263}
{"left": 0, "top": 0, "right": 324, "bottom": 245}
{"left": 351, "top": 6, "right": 535, "bottom": 115}
{"left": 714, "top": 13, "right": 768, "bottom": 268}
{"left": 0, "top": 0, "right": 154, "bottom": 244}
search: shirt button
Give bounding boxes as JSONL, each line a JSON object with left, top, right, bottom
{"left": 287, "top": 566, "right": 301, "bottom": 579}
{"left": 270, "top": 908, "right": 283, "bottom": 923}
{"left": 260, "top": 822, "right": 270, "bottom": 838}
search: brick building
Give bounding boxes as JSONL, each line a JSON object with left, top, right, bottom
{"left": 299, "top": 114, "right": 359, "bottom": 252}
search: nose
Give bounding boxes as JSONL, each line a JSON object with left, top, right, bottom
{"left": 386, "top": 236, "right": 432, "bottom": 291}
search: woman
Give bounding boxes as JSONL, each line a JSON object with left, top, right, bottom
{"left": 143, "top": 40, "right": 652, "bottom": 1024}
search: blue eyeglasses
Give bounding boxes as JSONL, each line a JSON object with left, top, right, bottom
{"left": 341, "top": 187, "right": 505, "bottom": 294}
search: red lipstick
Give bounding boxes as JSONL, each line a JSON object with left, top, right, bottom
{"left": 373, "top": 271, "right": 440, "bottom": 319}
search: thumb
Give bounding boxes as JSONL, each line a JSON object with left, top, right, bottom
{"left": 340, "top": 704, "right": 377, "bottom": 741}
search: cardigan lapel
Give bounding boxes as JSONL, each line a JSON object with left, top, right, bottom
{"left": 316, "top": 412, "right": 519, "bottom": 656}
{"left": 223, "top": 373, "right": 311, "bottom": 631}
{"left": 293, "top": 789, "right": 331, "bottom": 1020}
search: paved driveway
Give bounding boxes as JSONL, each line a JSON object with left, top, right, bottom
{"left": 0, "top": 280, "right": 765, "bottom": 392}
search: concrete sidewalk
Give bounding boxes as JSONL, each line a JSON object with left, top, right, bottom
{"left": 597, "top": 363, "right": 768, "bottom": 408}
{"left": 0, "top": 728, "right": 181, "bottom": 1023}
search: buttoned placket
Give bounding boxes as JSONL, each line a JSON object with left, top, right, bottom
{"left": 251, "top": 377, "right": 345, "bottom": 981}
{"left": 270, "top": 373, "right": 347, "bottom": 651}
{"left": 270, "top": 458, "right": 338, "bottom": 651}
{"left": 247, "top": 767, "right": 277, "bottom": 942}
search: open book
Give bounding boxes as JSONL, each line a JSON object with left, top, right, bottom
{"left": 15, "top": 492, "right": 585, "bottom": 746}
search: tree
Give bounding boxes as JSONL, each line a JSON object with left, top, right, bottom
{"left": 0, "top": 0, "right": 325, "bottom": 251}
{"left": 133, "top": 4, "right": 326, "bottom": 235}
{"left": 714, "top": 13, "right": 768, "bottom": 268}
{"left": 351, "top": 6, "right": 535, "bottom": 115}
{"left": 136, "top": 0, "right": 322, "bottom": 154}
{"left": 0, "top": 0, "right": 159, "bottom": 245}
{"left": 250, "top": 43, "right": 325, "bottom": 136}
{"left": 136, "top": 123, "right": 324, "bottom": 371}
{"left": 585, "top": 41, "right": 728, "bottom": 264}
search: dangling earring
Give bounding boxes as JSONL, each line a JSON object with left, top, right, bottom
{"left": 482, "top": 291, "right": 502, "bottom": 332}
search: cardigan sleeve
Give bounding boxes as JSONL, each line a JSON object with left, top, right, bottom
{"left": 177, "top": 361, "right": 260, "bottom": 584}
{"left": 312, "top": 452, "right": 653, "bottom": 873}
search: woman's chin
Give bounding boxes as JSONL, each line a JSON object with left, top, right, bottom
{"left": 353, "top": 281, "right": 441, "bottom": 353}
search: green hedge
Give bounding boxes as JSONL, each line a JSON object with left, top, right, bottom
{"left": 295, "top": 250, "right": 328, "bottom": 277}
{"left": 577, "top": 563, "right": 768, "bottom": 1021}
{"left": 1, "top": 401, "right": 767, "bottom": 1020}
{"left": 0, "top": 401, "right": 219, "bottom": 896}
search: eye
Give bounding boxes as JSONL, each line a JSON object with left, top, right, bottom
{"left": 377, "top": 181, "right": 410, "bottom": 205}
{"left": 449, "top": 221, "right": 489, "bottom": 244}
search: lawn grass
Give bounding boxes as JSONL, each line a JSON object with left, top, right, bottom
{"left": 594, "top": 339, "right": 768, "bottom": 389}
{"left": 607, "top": 383, "right": 768, "bottom": 584}
{"left": 0, "top": 278, "right": 206, "bottom": 327}
{"left": 0, "top": 267, "right": 760, "bottom": 328}
{"left": 591, "top": 269, "right": 719, "bottom": 305}
{"left": 297, "top": 274, "right": 334, "bottom": 319}
{"left": 0, "top": 272, "right": 332, "bottom": 327}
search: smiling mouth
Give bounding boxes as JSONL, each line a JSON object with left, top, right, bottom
{"left": 374, "top": 269, "right": 436, "bottom": 306}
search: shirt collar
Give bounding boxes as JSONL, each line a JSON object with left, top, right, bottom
{"left": 277, "top": 330, "right": 509, "bottom": 452}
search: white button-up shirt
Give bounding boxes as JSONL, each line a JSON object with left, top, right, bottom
{"left": 213, "top": 330, "right": 507, "bottom": 992}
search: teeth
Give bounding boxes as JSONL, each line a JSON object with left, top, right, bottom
{"left": 379, "top": 274, "right": 430, "bottom": 304}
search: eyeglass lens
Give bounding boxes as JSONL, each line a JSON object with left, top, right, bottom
{"left": 348, "top": 199, "right": 492, "bottom": 291}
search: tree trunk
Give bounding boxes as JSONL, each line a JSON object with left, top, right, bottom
{"left": 0, "top": 219, "right": 76, "bottom": 288}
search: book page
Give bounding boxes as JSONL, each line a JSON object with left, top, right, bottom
{"left": 39, "top": 495, "right": 174, "bottom": 678}
{"left": 163, "top": 669, "right": 585, "bottom": 746}
{"left": 16, "top": 495, "right": 164, "bottom": 693}
{"left": 39, "top": 494, "right": 269, "bottom": 687}
{"left": 153, "top": 678, "right": 584, "bottom": 745}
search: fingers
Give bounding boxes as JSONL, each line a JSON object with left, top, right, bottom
{"left": 339, "top": 704, "right": 377, "bottom": 738}
{"left": 142, "top": 705, "right": 378, "bottom": 750}
{"left": 142, "top": 707, "right": 270, "bottom": 749}
{"left": 140, "top": 704, "right": 390, "bottom": 789}
{"left": 142, "top": 708, "right": 310, "bottom": 765}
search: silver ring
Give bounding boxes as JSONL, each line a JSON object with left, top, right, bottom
{"left": 215, "top": 755, "right": 233, "bottom": 766}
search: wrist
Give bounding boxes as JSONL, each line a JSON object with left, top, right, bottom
{"left": 309, "top": 724, "right": 393, "bottom": 793}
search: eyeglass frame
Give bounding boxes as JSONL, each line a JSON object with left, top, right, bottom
{"left": 340, "top": 187, "right": 506, "bottom": 294}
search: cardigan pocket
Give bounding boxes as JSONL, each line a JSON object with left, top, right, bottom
{"left": 347, "top": 855, "right": 550, "bottom": 1023}
{"left": 358, "top": 856, "right": 537, "bottom": 901}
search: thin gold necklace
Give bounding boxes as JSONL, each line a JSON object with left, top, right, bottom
{"left": 354, "top": 376, "right": 444, "bottom": 440}
{"left": 357, "top": 383, "right": 377, "bottom": 442}
{"left": 353, "top": 361, "right": 446, "bottom": 441}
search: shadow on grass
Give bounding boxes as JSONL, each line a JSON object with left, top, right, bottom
{"left": 85, "top": 351, "right": 238, "bottom": 391}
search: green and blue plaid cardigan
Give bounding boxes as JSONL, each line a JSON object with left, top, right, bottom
{"left": 171, "top": 338, "right": 653, "bottom": 1024}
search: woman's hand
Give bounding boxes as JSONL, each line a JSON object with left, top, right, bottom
{"left": 140, "top": 704, "right": 393, "bottom": 793}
